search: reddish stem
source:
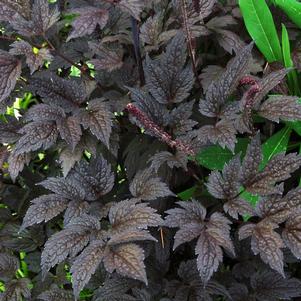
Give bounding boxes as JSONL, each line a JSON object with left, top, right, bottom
{"left": 126, "top": 103, "right": 196, "bottom": 156}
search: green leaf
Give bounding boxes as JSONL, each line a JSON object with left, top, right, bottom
{"left": 177, "top": 186, "right": 197, "bottom": 201}
{"left": 281, "top": 24, "right": 301, "bottom": 95}
{"left": 274, "top": 0, "right": 301, "bottom": 29}
{"left": 239, "top": 0, "right": 282, "bottom": 62}
{"left": 196, "top": 138, "right": 249, "bottom": 170}
{"left": 260, "top": 125, "right": 292, "bottom": 169}
{"left": 290, "top": 121, "right": 301, "bottom": 136}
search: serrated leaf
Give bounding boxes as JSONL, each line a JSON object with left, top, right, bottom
{"left": 79, "top": 99, "right": 113, "bottom": 148}
{"left": 14, "top": 121, "right": 59, "bottom": 155}
{"left": 21, "top": 194, "right": 68, "bottom": 229}
{"left": 41, "top": 215, "right": 100, "bottom": 277}
{"left": 0, "top": 50, "right": 21, "bottom": 103}
{"left": 109, "top": 199, "right": 163, "bottom": 234}
{"left": 10, "top": 41, "right": 53, "bottom": 74}
{"left": 241, "top": 133, "right": 262, "bottom": 186}
{"left": 108, "top": 230, "right": 157, "bottom": 246}
{"left": 24, "top": 103, "right": 65, "bottom": 122}
{"left": 252, "top": 270, "right": 301, "bottom": 301}
{"left": 258, "top": 96, "right": 301, "bottom": 123}
{"left": 93, "top": 276, "right": 133, "bottom": 301}
{"left": 145, "top": 33, "right": 194, "bottom": 104}
{"left": 37, "top": 288, "right": 74, "bottom": 301}
{"left": 29, "top": 73, "right": 88, "bottom": 112}
{"left": 165, "top": 201, "right": 233, "bottom": 282}
{"left": 215, "top": 29, "right": 246, "bottom": 54}
{"left": 89, "top": 42, "right": 123, "bottom": 72}
{"left": 239, "top": 0, "right": 282, "bottom": 62}
{"left": 195, "top": 231, "right": 223, "bottom": 284}
{"left": 196, "top": 119, "right": 237, "bottom": 152}
{"left": 0, "top": 0, "right": 31, "bottom": 21}
{"left": 39, "top": 177, "right": 86, "bottom": 200}
{"left": 117, "top": 0, "right": 145, "bottom": 20}
{"left": 130, "top": 168, "right": 174, "bottom": 200}
{"left": 165, "top": 200, "right": 206, "bottom": 228}
{"left": 206, "top": 154, "right": 241, "bottom": 199}
{"left": 11, "top": 0, "right": 59, "bottom": 36}
{"left": 67, "top": 155, "right": 114, "bottom": 201}
{"left": 202, "top": 43, "right": 253, "bottom": 116}
{"left": 59, "top": 146, "right": 83, "bottom": 177}
{"left": 64, "top": 200, "right": 89, "bottom": 226}
{"left": 246, "top": 153, "right": 301, "bottom": 195}
{"left": 251, "top": 69, "right": 290, "bottom": 108}
{"left": 67, "top": 7, "right": 109, "bottom": 41}
{"left": 224, "top": 198, "right": 254, "bottom": 219}
{"left": 0, "top": 278, "right": 31, "bottom": 301}
{"left": 0, "top": 116, "right": 22, "bottom": 144}
{"left": 240, "top": 221, "right": 284, "bottom": 276}
{"left": 0, "top": 253, "right": 19, "bottom": 282}
{"left": 8, "top": 151, "right": 30, "bottom": 182}
{"left": 199, "top": 0, "right": 216, "bottom": 18}
{"left": 149, "top": 151, "right": 188, "bottom": 172}
{"left": 70, "top": 240, "right": 105, "bottom": 298}
{"left": 128, "top": 87, "right": 168, "bottom": 129}
{"left": 57, "top": 116, "right": 82, "bottom": 151}
{"left": 103, "top": 243, "right": 147, "bottom": 284}
{"left": 283, "top": 212, "right": 301, "bottom": 259}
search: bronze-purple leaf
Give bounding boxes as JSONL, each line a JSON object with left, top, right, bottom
{"left": 130, "top": 168, "right": 174, "bottom": 200}
{"left": 79, "top": 99, "right": 113, "bottom": 149}
{"left": 14, "top": 121, "right": 59, "bottom": 155}
{"left": 283, "top": 212, "right": 301, "bottom": 260}
{"left": 197, "top": 119, "right": 237, "bottom": 152}
{"left": 10, "top": 40, "right": 53, "bottom": 74}
{"left": 0, "top": 50, "right": 21, "bottom": 103}
{"left": 57, "top": 116, "right": 82, "bottom": 151}
{"left": 41, "top": 215, "right": 100, "bottom": 278}
{"left": 240, "top": 221, "right": 284, "bottom": 276}
{"left": 21, "top": 194, "right": 69, "bottom": 230}
{"left": 246, "top": 153, "right": 301, "bottom": 195}
{"left": 67, "top": 7, "right": 109, "bottom": 41}
{"left": 195, "top": 232, "right": 223, "bottom": 284}
{"left": 37, "top": 287, "right": 74, "bottom": 301}
{"left": 241, "top": 133, "right": 262, "bottom": 186}
{"left": 109, "top": 199, "right": 163, "bottom": 234}
{"left": 70, "top": 240, "right": 106, "bottom": 298}
{"left": 207, "top": 154, "right": 241, "bottom": 199}
{"left": 103, "top": 243, "right": 147, "bottom": 284}
{"left": 7, "top": 151, "right": 30, "bottom": 182}
{"left": 258, "top": 95, "right": 301, "bottom": 123}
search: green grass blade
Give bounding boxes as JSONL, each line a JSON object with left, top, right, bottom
{"left": 260, "top": 125, "right": 292, "bottom": 169}
{"left": 239, "top": 0, "right": 282, "bottom": 62}
{"left": 281, "top": 24, "right": 301, "bottom": 95}
{"left": 274, "top": 0, "right": 301, "bottom": 29}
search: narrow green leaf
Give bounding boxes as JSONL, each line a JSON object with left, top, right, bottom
{"left": 274, "top": 0, "right": 301, "bottom": 29}
{"left": 260, "top": 125, "right": 292, "bottom": 169}
{"left": 196, "top": 138, "right": 249, "bottom": 170}
{"left": 239, "top": 0, "right": 282, "bottom": 62}
{"left": 281, "top": 24, "right": 301, "bottom": 95}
